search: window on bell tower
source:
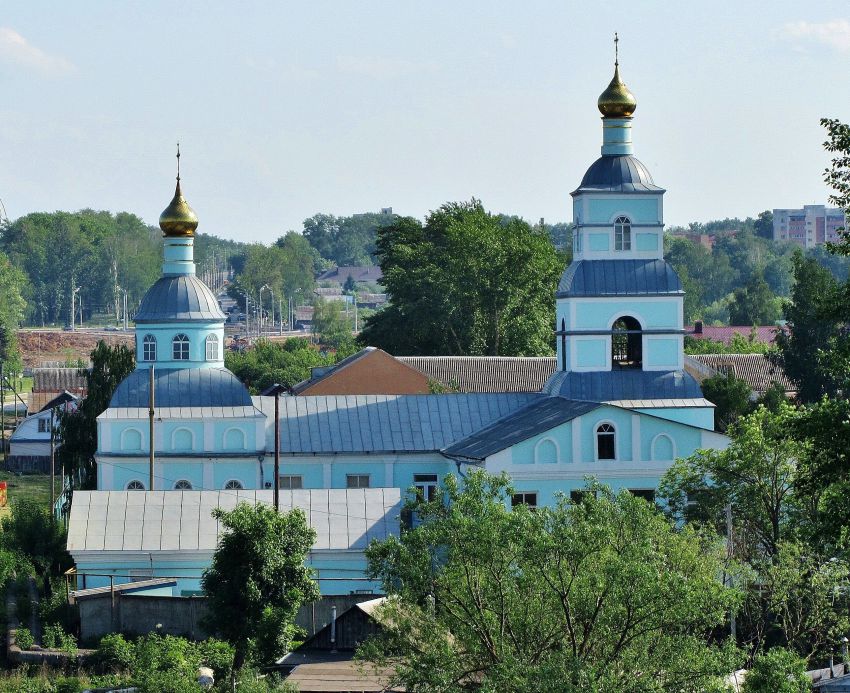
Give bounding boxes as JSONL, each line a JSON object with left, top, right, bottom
{"left": 142, "top": 334, "right": 157, "bottom": 362}
{"left": 614, "top": 216, "right": 631, "bottom": 251}
{"left": 172, "top": 334, "right": 190, "bottom": 361}
{"left": 205, "top": 334, "right": 219, "bottom": 361}
{"left": 612, "top": 316, "right": 642, "bottom": 369}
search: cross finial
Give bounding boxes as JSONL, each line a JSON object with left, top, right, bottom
{"left": 614, "top": 32, "right": 619, "bottom": 67}
{"left": 176, "top": 142, "right": 181, "bottom": 182}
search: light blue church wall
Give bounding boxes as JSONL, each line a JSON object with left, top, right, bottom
{"left": 574, "top": 300, "right": 679, "bottom": 330}
{"left": 584, "top": 197, "right": 661, "bottom": 224}
{"left": 635, "top": 232, "right": 659, "bottom": 251}
{"left": 635, "top": 407, "right": 714, "bottom": 429}
{"left": 643, "top": 338, "right": 680, "bottom": 367}
{"left": 588, "top": 233, "right": 609, "bottom": 252}
{"left": 575, "top": 339, "right": 608, "bottom": 368}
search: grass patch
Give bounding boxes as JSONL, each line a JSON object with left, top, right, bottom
{"left": 0, "top": 472, "right": 54, "bottom": 517}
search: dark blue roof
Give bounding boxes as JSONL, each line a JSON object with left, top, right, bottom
{"left": 135, "top": 275, "right": 225, "bottom": 323}
{"left": 544, "top": 370, "right": 703, "bottom": 401}
{"left": 109, "top": 368, "right": 252, "bottom": 408}
{"left": 442, "top": 397, "right": 599, "bottom": 461}
{"left": 572, "top": 155, "right": 664, "bottom": 195}
{"left": 557, "top": 260, "right": 683, "bottom": 298}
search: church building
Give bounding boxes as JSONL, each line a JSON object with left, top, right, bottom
{"left": 69, "top": 56, "right": 727, "bottom": 596}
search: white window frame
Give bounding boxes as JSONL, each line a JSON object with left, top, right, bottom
{"left": 595, "top": 422, "right": 617, "bottom": 461}
{"left": 205, "top": 334, "right": 219, "bottom": 361}
{"left": 278, "top": 475, "right": 303, "bottom": 490}
{"left": 223, "top": 479, "right": 244, "bottom": 490}
{"left": 173, "top": 479, "right": 193, "bottom": 490}
{"left": 346, "top": 474, "right": 370, "bottom": 489}
{"left": 126, "top": 480, "right": 146, "bottom": 490}
{"left": 413, "top": 474, "right": 438, "bottom": 502}
{"left": 142, "top": 334, "right": 157, "bottom": 362}
{"left": 614, "top": 216, "right": 631, "bottom": 251}
{"left": 172, "top": 333, "right": 190, "bottom": 361}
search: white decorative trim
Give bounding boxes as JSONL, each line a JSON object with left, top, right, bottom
{"left": 533, "top": 437, "right": 560, "bottom": 464}
{"left": 222, "top": 427, "right": 247, "bottom": 451}
{"left": 120, "top": 427, "right": 144, "bottom": 452}
{"left": 203, "top": 422, "right": 214, "bottom": 451}
{"left": 571, "top": 418, "right": 581, "bottom": 464}
{"left": 203, "top": 462, "right": 214, "bottom": 490}
{"left": 223, "top": 479, "right": 244, "bottom": 490}
{"left": 323, "top": 463, "right": 332, "bottom": 487}
{"left": 384, "top": 460, "right": 394, "bottom": 486}
{"left": 171, "top": 427, "right": 195, "bottom": 452}
{"left": 650, "top": 433, "right": 677, "bottom": 461}
{"left": 631, "top": 414, "right": 641, "bottom": 463}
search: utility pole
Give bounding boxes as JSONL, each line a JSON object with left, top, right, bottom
{"left": 726, "top": 503, "right": 736, "bottom": 641}
{"left": 262, "top": 384, "right": 286, "bottom": 511}
{"left": 70, "top": 286, "right": 81, "bottom": 330}
{"left": 148, "top": 365, "right": 155, "bottom": 490}
{"left": 279, "top": 297, "right": 283, "bottom": 336}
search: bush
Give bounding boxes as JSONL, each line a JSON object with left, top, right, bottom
{"left": 196, "top": 637, "right": 235, "bottom": 682}
{"left": 38, "top": 580, "right": 78, "bottom": 632}
{"left": 42, "top": 623, "right": 63, "bottom": 649}
{"left": 94, "top": 633, "right": 135, "bottom": 672}
{"left": 742, "top": 647, "right": 810, "bottom": 693}
{"left": 15, "top": 627, "right": 34, "bottom": 650}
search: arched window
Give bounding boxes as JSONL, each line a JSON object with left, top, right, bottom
{"left": 651, "top": 434, "right": 675, "bottom": 461}
{"left": 223, "top": 428, "right": 247, "bottom": 451}
{"left": 596, "top": 423, "right": 616, "bottom": 460}
{"left": 172, "top": 428, "right": 194, "bottom": 451}
{"left": 174, "top": 479, "right": 193, "bottom": 490}
{"left": 612, "top": 316, "right": 642, "bottom": 370}
{"left": 205, "top": 334, "right": 219, "bottom": 361}
{"left": 121, "top": 428, "right": 142, "bottom": 452}
{"left": 224, "top": 479, "right": 244, "bottom": 490}
{"left": 126, "top": 480, "right": 146, "bottom": 490}
{"left": 172, "top": 334, "right": 190, "bottom": 360}
{"left": 614, "top": 216, "right": 631, "bottom": 251}
{"left": 142, "top": 334, "right": 157, "bottom": 362}
{"left": 535, "top": 438, "right": 558, "bottom": 464}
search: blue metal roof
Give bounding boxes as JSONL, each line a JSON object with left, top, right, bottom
{"left": 557, "top": 260, "right": 683, "bottom": 298}
{"left": 135, "top": 275, "right": 225, "bottom": 323}
{"left": 543, "top": 369, "right": 703, "bottom": 401}
{"left": 254, "top": 393, "right": 541, "bottom": 454}
{"left": 109, "top": 368, "right": 253, "bottom": 408}
{"left": 572, "top": 155, "right": 664, "bottom": 195}
{"left": 442, "top": 397, "right": 599, "bottom": 461}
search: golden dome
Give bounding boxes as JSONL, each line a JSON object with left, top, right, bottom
{"left": 597, "top": 63, "right": 636, "bottom": 118}
{"left": 159, "top": 179, "right": 199, "bottom": 237}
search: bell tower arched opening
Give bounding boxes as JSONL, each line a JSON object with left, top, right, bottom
{"left": 612, "top": 316, "right": 642, "bottom": 370}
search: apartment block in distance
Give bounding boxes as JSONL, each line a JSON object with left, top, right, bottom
{"left": 773, "top": 205, "right": 846, "bottom": 249}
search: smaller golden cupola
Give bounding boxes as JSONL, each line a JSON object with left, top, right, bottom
{"left": 597, "top": 33, "right": 637, "bottom": 119}
{"left": 159, "top": 145, "right": 199, "bottom": 237}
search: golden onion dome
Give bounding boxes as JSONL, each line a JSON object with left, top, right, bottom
{"left": 159, "top": 179, "right": 199, "bottom": 237}
{"left": 597, "top": 63, "right": 636, "bottom": 118}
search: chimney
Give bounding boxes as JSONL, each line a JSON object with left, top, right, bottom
{"left": 694, "top": 320, "right": 703, "bottom": 335}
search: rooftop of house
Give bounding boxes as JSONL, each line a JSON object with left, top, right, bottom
{"left": 687, "top": 353, "right": 794, "bottom": 394}
{"left": 688, "top": 323, "right": 781, "bottom": 346}
{"left": 316, "top": 265, "right": 383, "bottom": 284}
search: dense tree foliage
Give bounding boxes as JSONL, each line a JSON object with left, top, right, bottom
{"left": 225, "top": 338, "right": 334, "bottom": 393}
{"left": 58, "top": 341, "right": 135, "bottom": 488}
{"left": 359, "top": 200, "right": 563, "bottom": 356}
{"left": 728, "top": 273, "right": 781, "bottom": 326}
{"left": 302, "top": 212, "right": 396, "bottom": 266}
{"left": 362, "top": 472, "right": 739, "bottom": 691}
{"left": 0, "top": 251, "right": 27, "bottom": 371}
{"left": 0, "top": 210, "right": 241, "bottom": 326}
{"left": 202, "top": 502, "right": 319, "bottom": 678}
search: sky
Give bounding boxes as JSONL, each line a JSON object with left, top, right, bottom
{"left": 1, "top": 1, "right": 849, "bottom": 244}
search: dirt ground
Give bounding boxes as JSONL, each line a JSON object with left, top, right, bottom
{"left": 17, "top": 330, "right": 134, "bottom": 369}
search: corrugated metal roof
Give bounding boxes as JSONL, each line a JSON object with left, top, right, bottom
{"left": 397, "top": 356, "right": 557, "bottom": 393}
{"left": 67, "top": 488, "right": 401, "bottom": 553}
{"left": 444, "top": 398, "right": 600, "bottom": 461}
{"left": 572, "top": 155, "right": 665, "bottom": 195}
{"left": 689, "top": 353, "right": 794, "bottom": 394}
{"left": 252, "top": 393, "right": 540, "bottom": 453}
{"left": 543, "top": 369, "right": 703, "bottom": 400}
{"left": 98, "top": 405, "right": 261, "bottom": 420}
{"left": 32, "top": 368, "right": 88, "bottom": 393}
{"left": 558, "top": 260, "right": 683, "bottom": 297}
{"left": 135, "top": 275, "right": 225, "bottom": 323}
{"left": 109, "top": 368, "right": 253, "bottom": 408}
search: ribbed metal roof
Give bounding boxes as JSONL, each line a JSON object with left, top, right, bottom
{"left": 134, "top": 275, "right": 225, "bottom": 323}
{"left": 543, "top": 369, "right": 703, "bottom": 401}
{"left": 572, "top": 155, "right": 664, "bottom": 195}
{"left": 398, "top": 356, "right": 557, "bottom": 393}
{"left": 443, "top": 397, "right": 599, "bottom": 461}
{"left": 252, "top": 393, "right": 540, "bottom": 454}
{"left": 557, "top": 260, "right": 683, "bottom": 297}
{"left": 109, "top": 368, "right": 253, "bottom": 408}
{"left": 67, "top": 488, "right": 401, "bottom": 553}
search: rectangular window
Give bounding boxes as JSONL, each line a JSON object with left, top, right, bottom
{"left": 38, "top": 418, "right": 49, "bottom": 433}
{"left": 278, "top": 475, "right": 303, "bottom": 490}
{"left": 346, "top": 474, "right": 370, "bottom": 489}
{"left": 511, "top": 492, "right": 538, "bottom": 509}
{"left": 570, "top": 489, "right": 591, "bottom": 504}
{"left": 414, "top": 474, "right": 438, "bottom": 502}
{"left": 629, "top": 488, "right": 655, "bottom": 503}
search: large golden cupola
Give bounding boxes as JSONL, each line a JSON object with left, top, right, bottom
{"left": 158, "top": 145, "right": 199, "bottom": 237}
{"left": 597, "top": 33, "right": 637, "bottom": 119}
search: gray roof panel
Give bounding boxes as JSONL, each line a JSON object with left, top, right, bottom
{"left": 544, "top": 369, "right": 703, "bottom": 401}
{"left": 572, "top": 155, "right": 665, "bottom": 195}
{"left": 109, "top": 368, "right": 253, "bottom": 408}
{"left": 443, "top": 397, "right": 600, "bottom": 461}
{"left": 135, "top": 275, "right": 226, "bottom": 323}
{"left": 557, "top": 260, "right": 683, "bottom": 297}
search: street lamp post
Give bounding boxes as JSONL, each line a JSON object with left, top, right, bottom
{"left": 117, "top": 287, "right": 128, "bottom": 330}
{"left": 261, "top": 286, "right": 275, "bottom": 336}
{"left": 71, "top": 286, "right": 81, "bottom": 330}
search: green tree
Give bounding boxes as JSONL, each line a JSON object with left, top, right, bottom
{"left": 58, "top": 341, "right": 135, "bottom": 488}
{"left": 360, "top": 200, "right": 563, "bottom": 356}
{"left": 0, "top": 500, "right": 68, "bottom": 583}
{"left": 821, "top": 117, "right": 850, "bottom": 248}
{"left": 361, "top": 472, "right": 739, "bottom": 692}
{"left": 741, "top": 647, "right": 809, "bottom": 693}
{"left": 311, "top": 297, "right": 353, "bottom": 351}
{"left": 753, "top": 210, "right": 774, "bottom": 240}
{"left": 700, "top": 372, "right": 753, "bottom": 432}
{"left": 201, "top": 502, "right": 319, "bottom": 678}
{"left": 728, "top": 272, "right": 780, "bottom": 326}
{"left": 225, "top": 338, "right": 334, "bottom": 393}
{"left": 0, "top": 251, "right": 27, "bottom": 371}
{"left": 773, "top": 252, "right": 842, "bottom": 403}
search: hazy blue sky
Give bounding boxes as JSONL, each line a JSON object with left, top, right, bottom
{"left": 1, "top": 2, "right": 849, "bottom": 244}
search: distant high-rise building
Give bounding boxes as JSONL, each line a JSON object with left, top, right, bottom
{"left": 773, "top": 205, "right": 846, "bottom": 249}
